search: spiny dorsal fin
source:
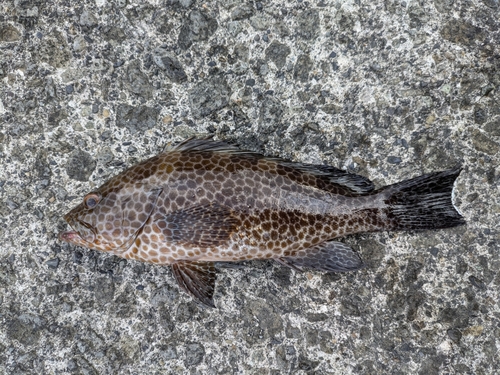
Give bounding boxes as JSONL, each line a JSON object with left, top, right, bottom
{"left": 165, "top": 138, "right": 374, "bottom": 194}
{"left": 165, "top": 137, "right": 247, "bottom": 154}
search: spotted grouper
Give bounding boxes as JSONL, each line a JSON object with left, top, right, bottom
{"left": 59, "top": 138, "right": 465, "bottom": 306}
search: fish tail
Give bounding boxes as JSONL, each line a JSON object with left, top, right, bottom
{"left": 380, "top": 166, "right": 465, "bottom": 230}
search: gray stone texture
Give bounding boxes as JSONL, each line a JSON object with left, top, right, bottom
{"left": 0, "top": 0, "right": 499, "bottom": 374}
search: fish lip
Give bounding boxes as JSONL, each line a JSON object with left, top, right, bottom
{"left": 58, "top": 230, "right": 82, "bottom": 243}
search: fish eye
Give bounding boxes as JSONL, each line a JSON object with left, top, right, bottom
{"left": 84, "top": 193, "right": 101, "bottom": 209}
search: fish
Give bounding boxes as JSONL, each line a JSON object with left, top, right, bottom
{"left": 59, "top": 138, "right": 465, "bottom": 307}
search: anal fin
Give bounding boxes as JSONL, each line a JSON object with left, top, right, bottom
{"left": 276, "top": 241, "right": 364, "bottom": 272}
{"left": 171, "top": 261, "right": 217, "bottom": 308}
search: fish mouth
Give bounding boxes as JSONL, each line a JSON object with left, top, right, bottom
{"left": 58, "top": 227, "right": 92, "bottom": 247}
{"left": 59, "top": 214, "right": 96, "bottom": 247}
{"left": 58, "top": 230, "right": 83, "bottom": 243}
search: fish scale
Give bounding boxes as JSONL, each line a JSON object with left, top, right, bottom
{"left": 59, "top": 138, "right": 465, "bottom": 307}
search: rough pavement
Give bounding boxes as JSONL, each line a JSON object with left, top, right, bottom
{"left": 0, "top": 0, "right": 499, "bottom": 374}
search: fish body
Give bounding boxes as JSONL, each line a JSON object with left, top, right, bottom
{"left": 59, "top": 138, "right": 465, "bottom": 306}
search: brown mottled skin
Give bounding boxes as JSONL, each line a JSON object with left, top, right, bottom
{"left": 59, "top": 138, "right": 465, "bottom": 306}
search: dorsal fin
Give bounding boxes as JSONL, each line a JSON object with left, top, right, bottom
{"left": 165, "top": 137, "right": 374, "bottom": 194}
{"left": 276, "top": 162, "right": 375, "bottom": 194}
{"left": 165, "top": 137, "right": 246, "bottom": 154}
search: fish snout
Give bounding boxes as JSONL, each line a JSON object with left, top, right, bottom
{"left": 58, "top": 230, "right": 80, "bottom": 243}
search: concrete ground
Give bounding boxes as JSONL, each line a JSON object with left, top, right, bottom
{"left": 0, "top": 0, "right": 499, "bottom": 374}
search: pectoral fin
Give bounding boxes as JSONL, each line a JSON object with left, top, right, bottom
{"left": 276, "top": 241, "right": 364, "bottom": 272}
{"left": 171, "top": 261, "right": 217, "bottom": 308}
{"left": 156, "top": 203, "right": 239, "bottom": 247}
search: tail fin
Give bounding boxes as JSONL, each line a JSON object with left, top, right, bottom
{"left": 380, "top": 167, "right": 465, "bottom": 230}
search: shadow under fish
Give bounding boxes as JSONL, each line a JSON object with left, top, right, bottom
{"left": 59, "top": 138, "right": 465, "bottom": 307}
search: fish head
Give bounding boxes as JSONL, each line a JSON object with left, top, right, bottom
{"left": 59, "top": 178, "right": 162, "bottom": 254}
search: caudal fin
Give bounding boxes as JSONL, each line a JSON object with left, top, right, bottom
{"left": 380, "top": 167, "right": 465, "bottom": 230}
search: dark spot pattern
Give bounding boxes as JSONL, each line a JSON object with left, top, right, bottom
{"left": 60, "top": 138, "right": 464, "bottom": 305}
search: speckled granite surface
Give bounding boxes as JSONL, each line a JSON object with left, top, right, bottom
{"left": 0, "top": 0, "right": 499, "bottom": 374}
